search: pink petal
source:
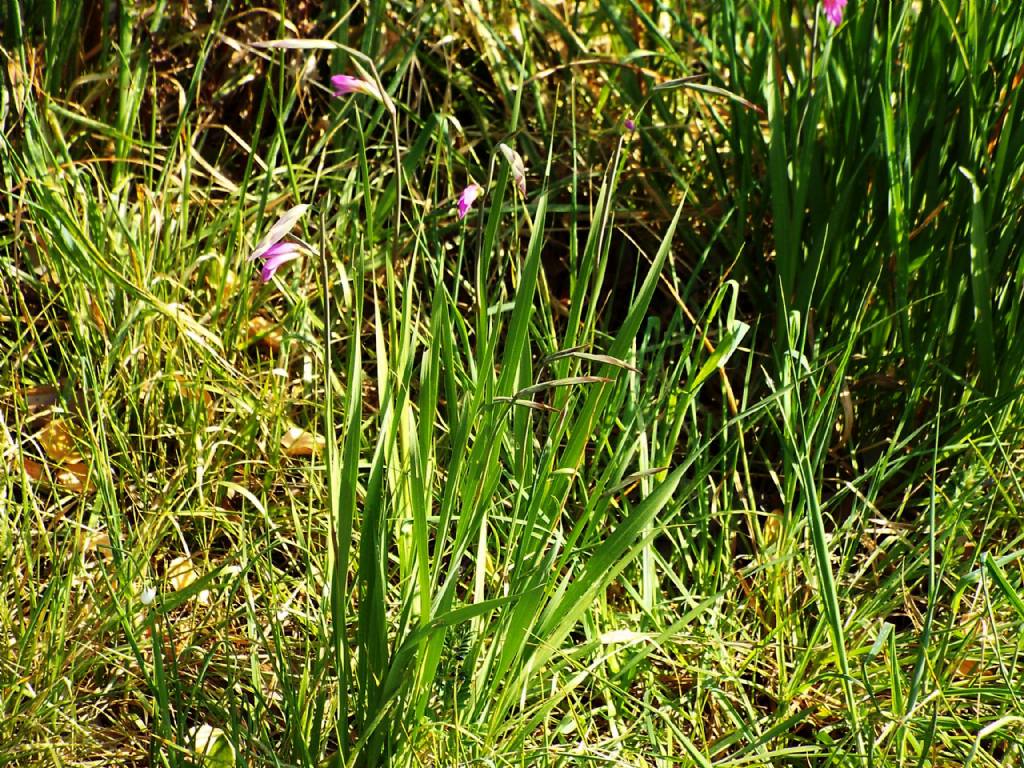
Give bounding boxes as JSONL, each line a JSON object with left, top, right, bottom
{"left": 624, "top": 118, "right": 636, "bottom": 132}
{"left": 457, "top": 184, "right": 482, "bottom": 220}
{"left": 260, "top": 246, "right": 303, "bottom": 282}
{"left": 822, "top": 0, "right": 847, "bottom": 26}
{"left": 262, "top": 241, "right": 304, "bottom": 261}
{"left": 330, "top": 74, "right": 383, "bottom": 101}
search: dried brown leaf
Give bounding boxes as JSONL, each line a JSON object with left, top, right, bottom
{"left": 167, "top": 554, "right": 211, "bottom": 604}
{"left": 82, "top": 531, "right": 114, "bottom": 562}
{"left": 247, "top": 316, "right": 283, "bottom": 350}
{"left": 281, "top": 426, "right": 325, "bottom": 457}
{"left": 37, "top": 418, "right": 84, "bottom": 464}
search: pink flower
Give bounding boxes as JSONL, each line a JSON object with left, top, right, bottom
{"left": 330, "top": 74, "right": 383, "bottom": 101}
{"left": 822, "top": 0, "right": 847, "bottom": 27}
{"left": 457, "top": 184, "right": 482, "bottom": 219}
{"left": 498, "top": 143, "right": 527, "bottom": 198}
{"left": 624, "top": 117, "right": 636, "bottom": 132}
{"left": 255, "top": 241, "right": 305, "bottom": 282}
{"left": 249, "top": 204, "right": 312, "bottom": 282}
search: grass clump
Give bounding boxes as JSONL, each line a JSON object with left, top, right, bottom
{"left": 2, "top": 1, "right": 1024, "bottom": 766}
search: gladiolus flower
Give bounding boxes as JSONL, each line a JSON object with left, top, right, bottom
{"left": 249, "top": 204, "right": 313, "bottom": 283}
{"left": 330, "top": 74, "right": 384, "bottom": 101}
{"left": 822, "top": 0, "right": 847, "bottom": 27}
{"left": 498, "top": 143, "right": 527, "bottom": 198}
{"left": 457, "top": 184, "right": 482, "bottom": 219}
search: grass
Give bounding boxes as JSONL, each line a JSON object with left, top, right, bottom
{"left": 2, "top": 0, "right": 1024, "bottom": 766}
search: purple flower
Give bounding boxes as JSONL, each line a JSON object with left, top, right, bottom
{"left": 256, "top": 241, "right": 305, "bottom": 282}
{"left": 330, "top": 74, "right": 383, "bottom": 101}
{"left": 249, "top": 204, "right": 312, "bottom": 283}
{"left": 624, "top": 117, "right": 636, "bottom": 132}
{"left": 822, "top": 0, "right": 848, "bottom": 27}
{"left": 457, "top": 184, "right": 482, "bottom": 220}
